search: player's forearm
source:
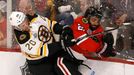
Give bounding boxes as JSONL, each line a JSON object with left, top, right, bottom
{"left": 85, "top": 52, "right": 102, "bottom": 60}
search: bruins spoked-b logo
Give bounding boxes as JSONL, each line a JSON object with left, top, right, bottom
{"left": 20, "top": 62, "right": 32, "bottom": 75}
{"left": 38, "top": 25, "right": 51, "bottom": 43}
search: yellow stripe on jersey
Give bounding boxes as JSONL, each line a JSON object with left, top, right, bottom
{"left": 21, "top": 51, "right": 44, "bottom": 60}
{"left": 37, "top": 42, "right": 43, "bottom": 56}
{"left": 29, "top": 32, "right": 32, "bottom": 38}
{"left": 47, "top": 19, "right": 51, "bottom": 30}
{"left": 31, "top": 17, "right": 38, "bottom": 23}
{"left": 42, "top": 44, "right": 49, "bottom": 57}
{"left": 51, "top": 21, "right": 57, "bottom": 33}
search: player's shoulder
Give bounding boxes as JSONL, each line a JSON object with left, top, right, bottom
{"left": 74, "top": 16, "right": 88, "bottom": 24}
{"left": 14, "top": 29, "right": 30, "bottom": 44}
{"left": 74, "top": 16, "right": 83, "bottom": 21}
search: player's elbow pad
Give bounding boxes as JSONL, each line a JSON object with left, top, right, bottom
{"left": 53, "top": 23, "right": 64, "bottom": 34}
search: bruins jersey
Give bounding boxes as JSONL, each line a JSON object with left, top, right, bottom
{"left": 14, "top": 15, "right": 59, "bottom": 60}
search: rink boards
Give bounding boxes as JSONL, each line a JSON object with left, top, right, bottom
{"left": 0, "top": 48, "right": 134, "bottom": 75}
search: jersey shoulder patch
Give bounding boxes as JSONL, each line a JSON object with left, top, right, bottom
{"left": 14, "top": 29, "right": 30, "bottom": 44}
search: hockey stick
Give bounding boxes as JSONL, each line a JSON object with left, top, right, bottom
{"left": 73, "top": 22, "right": 132, "bottom": 44}
{"left": 73, "top": 25, "right": 119, "bottom": 44}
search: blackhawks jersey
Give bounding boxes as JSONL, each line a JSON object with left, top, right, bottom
{"left": 14, "top": 14, "right": 59, "bottom": 60}
{"left": 70, "top": 16, "right": 104, "bottom": 57}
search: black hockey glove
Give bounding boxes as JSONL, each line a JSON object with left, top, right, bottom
{"left": 61, "top": 27, "right": 76, "bottom": 47}
{"left": 101, "top": 33, "right": 116, "bottom": 57}
{"left": 103, "top": 33, "right": 114, "bottom": 45}
{"left": 101, "top": 46, "right": 116, "bottom": 57}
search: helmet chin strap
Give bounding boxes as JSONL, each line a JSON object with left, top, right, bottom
{"left": 89, "top": 25, "right": 100, "bottom": 31}
{"left": 14, "top": 26, "right": 23, "bottom": 31}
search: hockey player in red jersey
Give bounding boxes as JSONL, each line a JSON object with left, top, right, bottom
{"left": 62, "top": 6, "right": 116, "bottom": 60}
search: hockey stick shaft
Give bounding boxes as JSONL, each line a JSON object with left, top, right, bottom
{"left": 74, "top": 26, "right": 119, "bottom": 44}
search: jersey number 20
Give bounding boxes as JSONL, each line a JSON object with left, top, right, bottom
{"left": 25, "top": 40, "right": 36, "bottom": 50}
